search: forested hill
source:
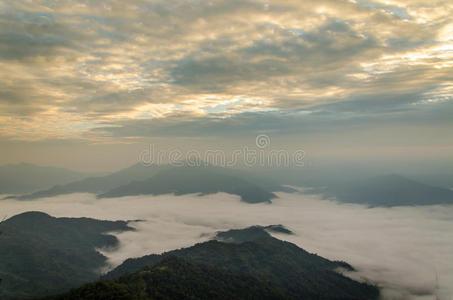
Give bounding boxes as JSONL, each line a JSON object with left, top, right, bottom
{"left": 0, "top": 211, "right": 133, "bottom": 299}
{"left": 43, "top": 256, "right": 288, "bottom": 300}
{"left": 0, "top": 214, "right": 379, "bottom": 300}
{"left": 103, "top": 225, "right": 379, "bottom": 300}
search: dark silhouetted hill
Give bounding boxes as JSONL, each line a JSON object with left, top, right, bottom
{"left": 103, "top": 225, "right": 378, "bottom": 300}
{"left": 43, "top": 256, "right": 287, "bottom": 300}
{"left": 0, "top": 211, "right": 133, "bottom": 299}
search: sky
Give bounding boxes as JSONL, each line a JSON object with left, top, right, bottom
{"left": 2, "top": 191, "right": 453, "bottom": 300}
{"left": 0, "top": 0, "right": 452, "bottom": 171}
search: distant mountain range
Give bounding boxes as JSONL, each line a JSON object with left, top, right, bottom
{"left": 0, "top": 163, "right": 88, "bottom": 194}
{"left": 3, "top": 162, "right": 453, "bottom": 207}
{"left": 0, "top": 212, "right": 133, "bottom": 299}
{"left": 7, "top": 163, "right": 168, "bottom": 200}
{"left": 10, "top": 163, "right": 279, "bottom": 203}
{"left": 98, "top": 166, "right": 277, "bottom": 203}
{"left": 321, "top": 174, "right": 453, "bottom": 207}
{"left": 406, "top": 173, "right": 453, "bottom": 190}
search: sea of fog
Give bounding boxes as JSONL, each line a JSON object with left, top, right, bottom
{"left": 1, "top": 191, "right": 452, "bottom": 300}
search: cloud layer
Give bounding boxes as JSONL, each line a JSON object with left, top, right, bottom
{"left": 1, "top": 191, "right": 453, "bottom": 300}
{"left": 0, "top": 0, "right": 452, "bottom": 143}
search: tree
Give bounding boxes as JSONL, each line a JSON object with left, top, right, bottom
{"left": 0, "top": 215, "right": 5, "bottom": 287}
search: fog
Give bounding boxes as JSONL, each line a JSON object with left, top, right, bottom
{"left": 1, "top": 192, "right": 452, "bottom": 300}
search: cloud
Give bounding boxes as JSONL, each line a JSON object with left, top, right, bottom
{"left": 90, "top": 91, "right": 453, "bottom": 141}
{"left": 0, "top": 0, "right": 451, "bottom": 141}
{"left": 1, "top": 191, "right": 453, "bottom": 300}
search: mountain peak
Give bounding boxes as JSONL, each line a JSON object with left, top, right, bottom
{"left": 214, "top": 225, "right": 293, "bottom": 243}
{"left": 4, "top": 211, "right": 52, "bottom": 223}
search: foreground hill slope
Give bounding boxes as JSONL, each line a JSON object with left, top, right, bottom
{"left": 44, "top": 256, "right": 287, "bottom": 300}
{"left": 104, "top": 225, "right": 379, "bottom": 300}
{"left": 0, "top": 211, "right": 133, "bottom": 299}
{"left": 0, "top": 213, "right": 378, "bottom": 299}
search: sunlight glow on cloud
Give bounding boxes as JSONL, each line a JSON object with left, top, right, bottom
{"left": 0, "top": 0, "right": 451, "bottom": 141}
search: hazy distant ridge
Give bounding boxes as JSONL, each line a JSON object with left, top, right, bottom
{"left": 324, "top": 174, "right": 453, "bottom": 206}
{"left": 0, "top": 163, "right": 88, "bottom": 194}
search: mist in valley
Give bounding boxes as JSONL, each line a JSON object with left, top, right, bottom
{"left": 2, "top": 191, "right": 452, "bottom": 300}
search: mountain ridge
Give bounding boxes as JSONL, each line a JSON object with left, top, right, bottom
{"left": 323, "top": 174, "right": 453, "bottom": 206}
{"left": 43, "top": 256, "right": 289, "bottom": 300}
{"left": 0, "top": 211, "right": 133, "bottom": 299}
{"left": 0, "top": 163, "right": 89, "bottom": 195}
{"left": 11, "top": 164, "right": 278, "bottom": 203}
{"left": 103, "top": 225, "right": 379, "bottom": 300}
{"left": 98, "top": 166, "right": 277, "bottom": 203}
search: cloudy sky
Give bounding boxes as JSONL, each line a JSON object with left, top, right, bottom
{"left": 0, "top": 0, "right": 452, "bottom": 171}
